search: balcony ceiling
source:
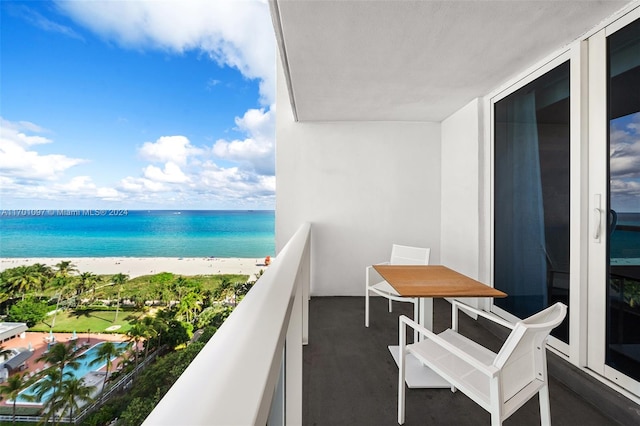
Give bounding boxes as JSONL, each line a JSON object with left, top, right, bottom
{"left": 271, "top": 0, "right": 631, "bottom": 122}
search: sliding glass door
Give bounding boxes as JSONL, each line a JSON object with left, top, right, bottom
{"left": 603, "top": 16, "right": 640, "bottom": 383}
{"left": 492, "top": 7, "right": 640, "bottom": 396}
{"left": 493, "top": 61, "right": 571, "bottom": 343}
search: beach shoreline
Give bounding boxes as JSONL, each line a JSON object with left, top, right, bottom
{"left": 0, "top": 257, "right": 269, "bottom": 279}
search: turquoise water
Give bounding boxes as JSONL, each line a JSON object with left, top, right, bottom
{"left": 0, "top": 210, "right": 275, "bottom": 258}
{"left": 16, "top": 341, "right": 130, "bottom": 404}
{"left": 611, "top": 212, "right": 640, "bottom": 261}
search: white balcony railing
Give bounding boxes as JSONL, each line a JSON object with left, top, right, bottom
{"left": 143, "top": 223, "right": 311, "bottom": 425}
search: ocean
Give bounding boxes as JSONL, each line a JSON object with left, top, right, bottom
{"left": 0, "top": 210, "right": 275, "bottom": 258}
{"left": 0, "top": 209, "right": 636, "bottom": 260}
{"left": 611, "top": 212, "right": 640, "bottom": 261}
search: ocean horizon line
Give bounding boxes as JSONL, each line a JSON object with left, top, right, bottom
{"left": 1, "top": 208, "right": 274, "bottom": 216}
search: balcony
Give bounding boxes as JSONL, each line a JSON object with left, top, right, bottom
{"left": 145, "top": 224, "right": 640, "bottom": 425}
{"left": 307, "top": 296, "right": 637, "bottom": 425}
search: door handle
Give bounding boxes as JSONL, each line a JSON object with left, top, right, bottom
{"left": 594, "top": 207, "right": 602, "bottom": 240}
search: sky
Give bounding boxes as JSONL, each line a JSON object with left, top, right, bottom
{"left": 610, "top": 112, "right": 640, "bottom": 213}
{"left": 0, "top": 0, "right": 276, "bottom": 210}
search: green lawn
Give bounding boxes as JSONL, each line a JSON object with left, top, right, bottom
{"left": 30, "top": 309, "right": 142, "bottom": 334}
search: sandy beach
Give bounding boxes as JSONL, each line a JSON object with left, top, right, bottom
{"left": 0, "top": 257, "right": 270, "bottom": 279}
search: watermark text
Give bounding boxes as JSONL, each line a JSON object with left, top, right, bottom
{"left": 1, "top": 209, "right": 129, "bottom": 217}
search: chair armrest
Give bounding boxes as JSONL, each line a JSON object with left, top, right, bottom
{"left": 451, "top": 300, "right": 514, "bottom": 330}
{"left": 399, "top": 315, "right": 499, "bottom": 378}
{"left": 366, "top": 262, "right": 390, "bottom": 286}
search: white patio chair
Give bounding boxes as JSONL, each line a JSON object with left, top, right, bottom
{"left": 398, "top": 300, "right": 567, "bottom": 426}
{"left": 365, "top": 244, "right": 430, "bottom": 337}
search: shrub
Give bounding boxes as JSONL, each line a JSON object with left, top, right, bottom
{"left": 7, "top": 297, "right": 49, "bottom": 327}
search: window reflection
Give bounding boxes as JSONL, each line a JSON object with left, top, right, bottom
{"left": 494, "top": 62, "right": 570, "bottom": 343}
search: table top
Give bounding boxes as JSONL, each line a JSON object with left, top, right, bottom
{"left": 373, "top": 265, "right": 507, "bottom": 298}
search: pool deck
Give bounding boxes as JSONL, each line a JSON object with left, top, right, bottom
{"left": 1, "top": 331, "right": 130, "bottom": 406}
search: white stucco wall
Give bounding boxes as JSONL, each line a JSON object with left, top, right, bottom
{"left": 276, "top": 62, "right": 441, "bottom": 296}
{"left": 440, "top": 99, "right": 482, "bottom": 280}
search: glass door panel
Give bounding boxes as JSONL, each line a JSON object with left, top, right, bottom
{"left": 494, "top": 61, "right": 570, "bottom": 343}
{"left": 606, "top": 17, "right": 640, "bottom": 381}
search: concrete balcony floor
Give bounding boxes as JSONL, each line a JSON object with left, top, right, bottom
{"left": 304, "top": 297, "right": 640, "bottom": 425}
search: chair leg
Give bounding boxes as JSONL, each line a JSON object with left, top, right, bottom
{"left": 398, "top": 321, "right": 406, "bottom": 425}
{"left": 539, "top": 385, "right": 551, "bottom": 426}
{"left": 490, "top": 413, "right": 502, "bottom": 426}
{"left": 398, "top": 353, "right": 406, "bottom": 424}
{"left": 412, "top": 301, "right": 419, "bottom": 343}
{"left": 365, "top": 290, "right": 370, "bottom": 327}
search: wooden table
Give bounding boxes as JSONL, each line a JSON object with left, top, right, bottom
{"left": 373, "top": 265, "right": 507, "bottom": 388}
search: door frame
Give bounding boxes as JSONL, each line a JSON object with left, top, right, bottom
{"left": 586, "top": 7, "right": 640, "bottom": 396}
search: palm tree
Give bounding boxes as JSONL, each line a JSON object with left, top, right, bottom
{"left": 111, "top": 273, "right": 129, "bottom": 287}
{"left": 58, "top": 377, "right": 94, "bottom": 423}
{"left": 171, "top": 276, "right": 188, "bottom": 300}
{"left": 88, "top": 275, "right": 103, "bottom": 304}
{"left": 30, "top": 263, "right": 53, "bottom": 278}
{"left": 213, "top": 277, "right": 231, "bottom": 300}
{"left": 30, "top": 263, "right": 53, "bottom": 297}
{"left": 140, "top": 318, "right": 156, "bottom": 358}
{"left": 36, "top": 342, "right": 85, "bottom": 397}
{"left": 33, "top": 368, "right": 69, "bottom": 425}
{"left": 0, "top": 289, "right": 9, "bottom": 310}
{"left": 76, "top": 272, "right": 90, "bottom": 296}
{"left": 89, "top": 341, "right": 126, "bottom": 399}
{"left": 48, "top": 275, "right": 72, "bottom": 329}
{"left": 111, "top": 273, "right": 129, "bottom": 322}
{"left": 0, "top": 373, "right": 31, "bottom": 425}
{"left": 5, "top": 265, "right": 42, "bottom": 299}
{"left": 126, "top": 324, "right": 146, "bottom": 371}
{"left": 55, "top": 260, "right": 78, "bottom": 278}
{"left": 142, "top": 316, "right": 165, "bottom": 355}
{"left": 177, "top": 291, "right": 203, "bottom": 323}
{"left": 76, "top": 272, "right": 100, "bottom": 305}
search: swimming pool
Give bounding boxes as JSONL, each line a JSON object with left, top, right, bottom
{"left": 16, "top": 341, "right": 130, "bottom": 404}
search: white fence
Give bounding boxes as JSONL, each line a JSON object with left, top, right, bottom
{"left": 143, "top": 223, "right": 311, "bottom": 425}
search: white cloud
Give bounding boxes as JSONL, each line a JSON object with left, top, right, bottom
{"left": 119, "top": 176, "right": 167, "bottom": 193}
{"left": 56, "top": 0, "right": 275, "bottom": 105}
{"left": 0, "top": 117, "right": 85, "bottom": 181}
{"left": 0, "top": 118, "right": 137, "bottom": 205}
{"left": 0, "top": 115, "right": 275, "bottom": 208}
{"left": 195, "top": 161, "right": 275, "bottom": 204}
{"left": 58, "top": 175, "right": 95, "bottom": 191}
{"left": 52, "top": 176, "right": 124, "bottom": 201}
{"left": 610, "top": 112, "right": 640, "bottom": 179}
{"left": 611, "top": 179, "right": 640, "bottom": 195}
{"left": 143, "top": 161, "right": 190, "bottom": 183}
{"left": 213, "top": 106, "right": 275, "bottom": 175}
{"left": 139, "top": 135, "right": 200, "bottom": 166}
{"left": 1, "top": 118, "right": 52, "bottom": 146}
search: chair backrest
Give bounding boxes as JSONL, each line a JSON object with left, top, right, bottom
{"left": 390, "top": 244, "right": 431, "bottom": 265}
{"left": 493, "top": 302, "right": 567, "bottom": 402}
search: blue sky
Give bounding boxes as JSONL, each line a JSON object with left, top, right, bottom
{"left": 0, "top": 0, "right": 275, "bottom": 210}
